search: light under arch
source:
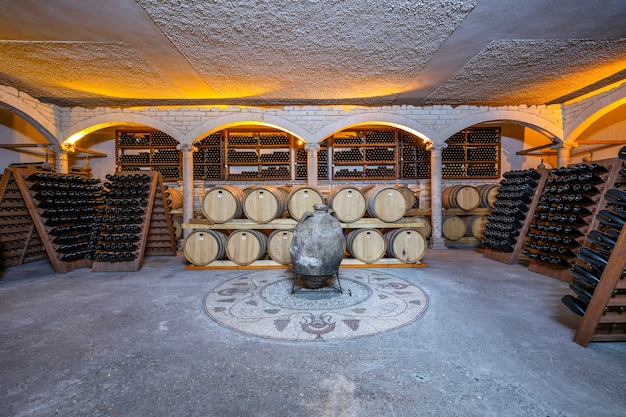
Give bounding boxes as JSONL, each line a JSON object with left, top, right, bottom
{"left": 438, "top": 109, "right": 563, "bottom": 145}
{"left": 564, "top": 85, "right": 626, "bottom": 144}
{"left": 187, "top": 112, "right": 312, "bottom": 144}
{"left": 62, "top": 112, "right": 184, "bottom": 146}
{"left": 310, "top": 113, "right": 438, "bottom": 144}
{"left": 0, "top": 90, "right": 59, "bottom": 146}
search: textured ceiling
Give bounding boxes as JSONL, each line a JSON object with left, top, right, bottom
{"left": 0, "top": 0, "right": 625, "bottom": 108}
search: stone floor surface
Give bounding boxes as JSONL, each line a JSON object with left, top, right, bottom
{"left": 1, "top": 248, "right": 626, "bottom": 417}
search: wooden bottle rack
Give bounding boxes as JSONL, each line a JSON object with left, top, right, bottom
{"left": 527, "top": 158, "right": 622, "bottom": 281}
{"left": 0, "top": 167, "right": 95, "bottom": 273}
{"left": 483, "top": 167, "right": 549, "bottom": 264}
{"left": 91, "top": 171, "right": 177, "bottom": 272}
{"left": 570, "top": 159, "right": 626, "bottom": 345}
{"left": 0, "top": 168, "right": 47, "bottom": 267}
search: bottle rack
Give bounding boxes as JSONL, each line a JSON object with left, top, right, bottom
{"left": 442, "top": 128, "right": 501, "bottom": 179}
{"left": 0, "top": 168, "right": 101, "bottom": 273}
{"left": 399, "top": 132, "right": 430, "bottom": 179}
{"left": 91, "top": 171, "right": 176, "bottom": 272}
{"left": 330, "top": 130, "right": 398, "bottom": 180}
{"left": 193, "top": 132, "right": 224, "bottom": 180}
{"left": 482, "top": 167, "right": 548, "bottom": 264}
{"left": 225, "top": 130, "right": 294, "bottom": 181}
{"left": 561, "top": 157, "right": 626, "bottom": 346}
{"left": 527, "top": 159, "right": 620, "bottom": 281}
{"left": 116, "top": 129, "right": 182, "bottom": 181}
{"left": 0, "top": 168, "right": 47, "bottom": 267}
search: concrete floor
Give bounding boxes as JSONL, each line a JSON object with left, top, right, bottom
{"left": 1, "top": 248, "right": 625, "bottom": 417}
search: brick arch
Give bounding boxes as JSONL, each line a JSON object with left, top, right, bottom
{"left": 62, "top": 112, "right": 184, "bottom": 145}
{"left": 564, "top": 85, "right": 626, "bottom": 144}
{"left": 187, "top": 112, "right": 313, "bottom": 144}
{"left": 310, "top": 113, "right": 438, "bottom": 144}
{"left": 0, "top": 88, "right": 60, "bottom": 145}
{"left": 438, "top": 109, "right": 563, "bottom": 144}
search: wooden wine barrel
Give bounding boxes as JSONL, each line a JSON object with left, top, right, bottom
{"left": 384, "top": 228, "right": 427, "bottom": 263}
{"left": 225, "top": 229, "right": 268, "bottom": 265}
{"left": 346, "top": 228, "right": 386, "bottom": 263}
{"left": 414, "top": 216, "right": 432, "bottom": 239}
{"left": 464, "top": 215, "right": 488, "bottom": 238}
{"left": 442, "top": 215, "right": 468, "bottom": 241}
{"left": 164, "top": 187, "right": 183, "bottom": 210}
{"left": 286, "top": 185, "right": 325, "bottom": 220}
{"left": 442, "top": 185, "right": 480, "bottom": 211}
{"left": 171, "top": 216, "right": 183, "bottom": 241}
{"left": 267, "top": 229, "right": 294, "bottom": 265}
{"left": 327, "top": 185, "right": 366, "bottom": 223}
{"left": 183, "top": 230, "right": 227, "bottom": 265}
{"left": 202, "top": 185, "right": 245, "bottom": 223}
{"left": 476, "top": 184, "right": 499, "bottom": 208}
{"left": 243, "top": 185, "right": 286, "bottom": 223}
{"left": 395, "top": 185, "right": 418, "bottom": 210}
{"left": 363, "top": 185, "right": 407, "bottom": 222}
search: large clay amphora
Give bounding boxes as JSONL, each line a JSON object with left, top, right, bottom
{"left": 290, "top": 204, "right": 345, "bottom": 287}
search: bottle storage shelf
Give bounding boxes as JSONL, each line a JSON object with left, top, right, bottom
{"left": 116, "top": 126, "right": 500, "bottom": 182}
{"left": 116, "top": 129, "right": 182, "bottom": 181}
{"left": 442, "top": 128, "right": 501, "bottom": 179}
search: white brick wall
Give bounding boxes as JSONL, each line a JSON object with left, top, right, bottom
{"left": 2, "top": 84, "right": 625, "bottom": 149}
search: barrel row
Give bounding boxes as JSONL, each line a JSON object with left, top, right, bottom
{"left": 184, "top": 227, "right": 427, "bottom": 266}
{"left": 442, "top": 184, "right": 499, "bottom": 210}
{"left": 202, "top": 184, "right": 418, "bottom": 224}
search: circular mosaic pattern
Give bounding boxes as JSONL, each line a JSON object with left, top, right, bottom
{"left": 204, "top": 269, "right": 428, "bottom": 341}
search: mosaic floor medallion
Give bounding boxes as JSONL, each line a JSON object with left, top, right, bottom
{"left": 203, "top": 269, "right": 428, "bottom": 341}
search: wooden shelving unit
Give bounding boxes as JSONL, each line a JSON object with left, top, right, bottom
{"left": 193, "top": 132, "right": 223, "bottom": 181}
{"left": 225, "top": 129, "right": 296, "bottom": 181}
{"left": 399, "top": 132, "right": 430, "bottom": 179}
{"left": 116, "top": 129, "right": 181, "bottom": 181}
{"left": 443, "top": 128, "right": 501, "bottom": 179}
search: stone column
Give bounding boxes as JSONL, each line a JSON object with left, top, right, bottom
{"left": 305, "top": 142, "right": 320, "bottom": 187}
{"left": 426, "top": 142, "right": 448, "bottom": 250}
{"left": 177, "top": 143, "right": 197, "bottom": 237}
{"left": 553, "top": 142, "right": 578, "bottom": 168}
{"left": 49, "top": 144, "right": 72, "bottom": 174}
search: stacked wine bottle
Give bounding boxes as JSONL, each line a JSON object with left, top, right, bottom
{"left": 442, "top": 146, "right": 465, "bottom": 161}
{"left": 523, "top": 164, "right": 606, "bottom": 269}
{"left": 562, "top": 162, "right": 624, "bottom": 318}
{"left": 364, "top": 130, "right": 395, "bottom": 144}
{"left": 334, "top": 147, "right": 363, "bottom": 162}
{"left": 91, "top": 173, "right": 151, "bottom": 262}
{"left": 28, "top": 172, "right": 103, "bottom": 262}
{"left": 481, "top": 168, "right": 542, "bottom": 252}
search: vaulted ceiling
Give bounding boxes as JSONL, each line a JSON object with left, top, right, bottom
{"left": 0, "top": 0, "right": 625, "bottom": 108}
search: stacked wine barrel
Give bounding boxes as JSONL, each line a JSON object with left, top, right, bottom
{"left": 480, "top": 168, "right": 542, "bottom": 252}
{"left": 185, "top": 184, "right": 426, "bottom": 266}
{"left": 523, "top": 164, "right": 607, "bottom": 268}
{"left": 441, "top": 184, "right": 493, "bottom": 241}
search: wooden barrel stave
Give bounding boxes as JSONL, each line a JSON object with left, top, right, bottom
{"left": 183, "top": 230, "right": 227, "bottom": 265}
{"left": 286, "top": 186, "right": 325, "bottom": 220}
{"left": 384, "top": 228, "right": 426, "bottom": 263}
{"left": 225, "top": 229, "right": 268, "bottom": 265}
{"left": 346, "top": 228, "right": 386, "bottom": 263}
{"left": 267, "top": 229, "right": 294, "bottom": 265}
{"left": 442, "top": 215, "right": 467, "bottom": 241}
{"left": 202, "top": 185, "right": 245, "bottom": 223}
{"left": 327, "top": 185, "right": 366, "bottom": 223}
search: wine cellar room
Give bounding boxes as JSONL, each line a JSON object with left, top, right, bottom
{"left": 2, "top": 1, "right": 626, "bottom": 416}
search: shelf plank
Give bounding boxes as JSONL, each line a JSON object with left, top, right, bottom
{"left": 184, "top": 257, "right": 428, "bottom": 270}
{"left": 183, "top": 216, "right": 426, "bottom": 230}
